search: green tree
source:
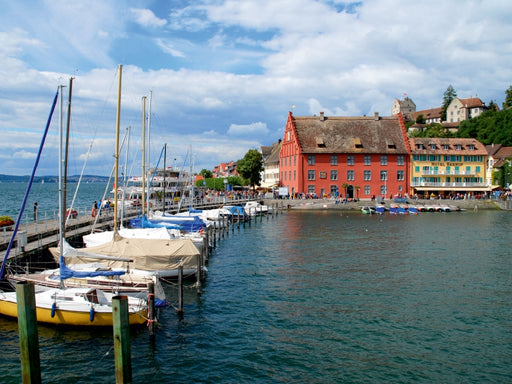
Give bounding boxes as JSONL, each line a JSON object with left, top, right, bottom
{"left": 488, "top": 100, "right": 499, "bottom": 112}
{"left": 503, "top": 85, "right": 512, "bottom": 110}
{"left": 457, "top": 108, "right": 512, "bottom": 146}
{"left": 441, "top": 85, "right": 457, "bottom": 122}
{"left": 408, "top": 123, "right": 454, "bottom": 138}
{"left": 415, "top": 114, "right": 426, "bottom": 124}
{"left": 237, "top": 149, "right": 263, "bottom": 190}
{"left": 200, "top": 169, "right": 212, "bottom": 179}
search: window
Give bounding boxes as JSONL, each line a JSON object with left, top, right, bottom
{"left": 307, "top": 185, "right": 315, "bottom": 194}
{"left": 380, "top": 185, "right": 387, "bottom": 195}
{"left": 294, "top": 155, "right": 296, "bottom": 166}
{"left": 364, "top": 185, "right": 371, "bottom": 195}
{"left": 397, "top": 170, "right": 404, "bottom": 181}
{"left": 347, "top": 170, "right": 354, "bottom": 181}
{"left": 289, "top": 171, "right": 291, "bottom": 181}
{"left": 308, "top": 155, "right": 315, "bottom": 165}
{"left": 330, "top": 155, "right": 338, "bottom": 165}
{"left": 330, "top": 170, "right": 338, "bottom": 180}
{"left": 364, "top": 170, "right": 371, "bottom": 181}
{"left": 284, "top": 157, "right": 287, "bottom": 167}
{"left": 347, "top": 155, "right": 354, "bottom": 165}
{"left": 330, "top": 185, "right": 338, "bottom": 196}
{"left": 364, "top": 155, "right": 371, "bottom": 165}
{"left": 430, "top": 144, "right": 436, "bottom": 150}
{"left": 381, "top": 155, "right": 388, "bottom": 165}
{"left": 397, "top": 155, "right": 404, "bottom": 166}
{"left": 319, "top": 171, "right": 327, "bottom": 179}
{"left": 293, "top": 170, "right": 296, "bottom": 180}
{"left": 380, "top": 170, "right": 388, "bottom": 181}
{"left": 308, "top": 170, "right": 315, "bottom": 180}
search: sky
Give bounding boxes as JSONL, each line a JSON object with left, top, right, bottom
{"left": 1, "top": 0, "right": 511, "bottom": 177}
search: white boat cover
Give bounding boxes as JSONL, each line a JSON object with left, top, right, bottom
{"left": 50, "top": 234, "right": 199, "bottom": 272}
{"left": 83, "top": 227, "right": 173, "bottom": 247}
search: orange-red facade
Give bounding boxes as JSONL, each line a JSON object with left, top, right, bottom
{"left": 279, "top": 112, "right": 411, "bottom": 199}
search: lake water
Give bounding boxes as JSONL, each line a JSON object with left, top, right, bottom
{"left": 1, "top": 186, "right": 511, "bottom": 383}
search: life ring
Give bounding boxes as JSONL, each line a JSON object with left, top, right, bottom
{"left": 91, "top": 208, "right": 97, "bottom": 217}
{"left": 200, "top": 228, "right": 205, "bottom": 235}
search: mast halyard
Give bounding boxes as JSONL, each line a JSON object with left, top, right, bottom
{"left": 113, "top": 64, "right": 122, "bottom": 234}
{"left": 142, "top": 96, "right": 147, "bottom": 216}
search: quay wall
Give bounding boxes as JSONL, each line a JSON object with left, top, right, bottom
{"left": 263, "top": 198, "right": 507, "bottom": 211}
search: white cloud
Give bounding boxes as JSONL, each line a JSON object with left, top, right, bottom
{"left": 130, "top": 8, "right": 167, "bottom": 28}
{"left": 156, "top": 38, "right": 187, "bottom": 58}
{"left": 227, "top": 122, "right": 269, "bottom": 136}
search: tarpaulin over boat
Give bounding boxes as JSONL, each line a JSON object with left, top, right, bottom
{"left": 50, "top": 234, "right": 199, "bottom": 272}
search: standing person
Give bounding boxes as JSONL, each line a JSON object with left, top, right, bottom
{"left": 33, "top": 202, "right": 38, "bottom": 222}
{"left": 91, "top": 201, "right": 98, "bottom": 217}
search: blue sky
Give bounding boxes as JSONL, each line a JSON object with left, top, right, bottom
{"left": 1, "top": 0, "right": 511, "bottom": 177}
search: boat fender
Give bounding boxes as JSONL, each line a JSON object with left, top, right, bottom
{"left": 155, "top": 298, "right": 166, "bottom": 307}
{"left": 51, "top": 302, "right": 57, "bottom": 318}
{"left": 89, "top": 307, "right": 95, "bottom": 322}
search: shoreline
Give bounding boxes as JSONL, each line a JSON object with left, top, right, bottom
{"left": 264, "top": 198, "right": 504, "bottom": 211}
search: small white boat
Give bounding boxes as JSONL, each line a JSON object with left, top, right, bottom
{"left": 360, "top": 206, "right": 376, "bottom": 214}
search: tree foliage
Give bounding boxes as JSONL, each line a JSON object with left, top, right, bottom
{"left": 195, "top": 176, "right": 245, "bottom": 190}
{"left": 441, "top": 85, "right": 457, "bottom": 122}
{"left": 408, "top": 123, "right": 454, "bottom": 138}
{"left": 236, "top": 149, "right": 263, "bottom": 189}
{"left": 456, "top": 108, "right": 512, "bottom": 146}
{"left": 199, "top": 169, "right": 212, "bottom": 179}
{"left": 503, "top": 85, "right": 512, "bottom": 110}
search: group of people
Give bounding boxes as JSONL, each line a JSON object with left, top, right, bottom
{"left": 91, "top": 200, "right": 112, "bottom": 217}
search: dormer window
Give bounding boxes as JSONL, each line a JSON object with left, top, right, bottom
{"left": 429, "top": 144, "right": 436, "bottom": 150}
{"left": 386, "top": 139, "right": 396, "bottom": 149}
{"left": 316, "top": 137, "right": 326, "bottom": 148}
{"left": 442, "top": 144, "right": 450, "bottom": 150}
{"left": 468, "top": 144, "right": 475, "bottom": 150}
{"left": 416, "top": 143, "right": 425, "bottom": 150}
{"left": 455, "top": 144, "right": 462, "bottom": 151}
{"left": 354, "top": 138, "right": 363, "bottom": 149}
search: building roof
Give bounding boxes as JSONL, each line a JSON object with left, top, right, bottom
{"left": 485, "top": 143, "right": 503, "bottom": 156}
{"left": 412, "top": 107, "right": 442, "bottom": 121}
{"left": 493, "top": 147, "right": 512, "bottom": 167}
{"left": 264, "top": 141, "right": 281, "bottom": 164}
{"left": 408, "top": 137, "right": 487, "bottom": 155}
{"left": 457, "top": 97, "right": 485, "bottom": 108}
{"left": 291, "top": 112, "right": 409, "bottom": 154}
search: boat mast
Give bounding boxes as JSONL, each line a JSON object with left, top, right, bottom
{"left": 163, "top": 143, "right": 167, "bottom": 213}
{"left": 141, "top": 96, "right": 147, "bottom": 216}
{"left": 113, "top": 64, "right": 122, "bottom": 234}
{"left": 62, "top": 77, "right": 73, "bottom": 238}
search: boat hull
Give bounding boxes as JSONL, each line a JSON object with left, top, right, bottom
{"left": 0, "top": 289, "right": 147, "bottom": 327}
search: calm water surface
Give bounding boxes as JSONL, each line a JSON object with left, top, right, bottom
{"left": 1, "top": 207, "right": 511, "bottom": 383}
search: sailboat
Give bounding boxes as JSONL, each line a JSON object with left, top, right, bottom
{"left": 0, "top": 71, "right": 148, "bottom": 326}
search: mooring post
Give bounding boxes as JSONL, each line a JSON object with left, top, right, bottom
{"left": 178, "top": 266, "right": 184, "bottom": 316}
{"left": 196, "top": 252, "right": 202, "bottom": 296}
{"left": 113, "top": 296, "right": 132, "bottom": 384}
{"left": 17, "top": 281, "right": 41, "bottom": 384}
{"left": 147, "top": 282, "right": 156, "bottom": 338}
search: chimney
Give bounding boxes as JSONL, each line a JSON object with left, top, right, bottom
{"left": 319, "top": 111, "right": 325, "bottom": 121}
{"left": 374, "top": 112, "right": 379, "bottom": 120}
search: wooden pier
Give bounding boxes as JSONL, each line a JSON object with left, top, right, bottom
{"left": 1, "top": 199, "right": 286, "bottom": 264}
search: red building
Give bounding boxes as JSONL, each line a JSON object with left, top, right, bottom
{"left": 279, "top": 111, "right": 411, "bottom": 200}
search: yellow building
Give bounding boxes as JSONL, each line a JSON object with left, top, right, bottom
{"left": 409, "top": 137, "right": 489, "bottom": 198}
